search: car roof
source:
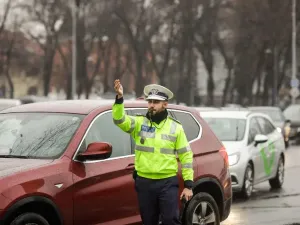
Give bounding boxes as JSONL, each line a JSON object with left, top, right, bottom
{"left": 0, "top": 98, "right": 21, "bottom": 104}
{"left": 0, "top": 99, "right": 194, "bottom": 115}
{"left": 248, "top": 106, "right": 281, "bottom": 111}
{"left": 194, "top": 107, "right": 220, "bottom": 112}
{"left": 0, "top": 98, "right": 22, "bottom": 110}
{"left": 200, "top": 110, "right": 252, "bottom": 119}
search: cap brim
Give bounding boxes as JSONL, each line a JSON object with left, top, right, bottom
{"left": 146, "top": 95, "right": 166, "bottom": 101}
{"left": 144, "top": 84, "right": 174, "bottom": 100}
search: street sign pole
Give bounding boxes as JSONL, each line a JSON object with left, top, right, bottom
{"left": 292, "top": 0, "right": 297, "bottom": 104}
{"left": 72, "top": 0, "right": 79, "bottom": 100}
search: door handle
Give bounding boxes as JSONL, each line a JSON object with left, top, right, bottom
{"left": 126, "top": 163, "right": 135, "bottom": 170}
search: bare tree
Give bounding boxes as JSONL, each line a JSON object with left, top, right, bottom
{"left": 148, "top": 16, "right": 176, "bottom": 87}
{"left": 57, "top": 0, "right": 127, "bottom": 98}
{"left": 231, "top": 0, "right": 292, "bottom": 106}
{"left": 0, "top": 0, "right": 13, "bottom": 97}
{"left": 0, "top": 0, "right": 12, "bottom": 34}
{"left": 194, "top": 0, "right": 223, "bottom": 106}
{"left": 19, "top": 0, "right": 66, "bottom": 97}
{"left": 114, "top": 0, "right": 176, "bottom": 97}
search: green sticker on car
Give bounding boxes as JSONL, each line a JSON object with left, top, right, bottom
{"left": 260, "top": 142, "right": 275, "bottom": 176}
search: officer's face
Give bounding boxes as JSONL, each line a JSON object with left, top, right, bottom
{"left": 147, "top": 100, "right": 168, "bottom": 115}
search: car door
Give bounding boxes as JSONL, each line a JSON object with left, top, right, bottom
{"left": 170, "top": 110, "right": 200, "bottom": 180}
{"left": 256, "top": 116, "right": 282, "bottom": 180}
{"left": 247, "top": 117, "right": 266, "bottom": 183}
{"left": 72, "top": 110, "right": 140, "bottom": 225}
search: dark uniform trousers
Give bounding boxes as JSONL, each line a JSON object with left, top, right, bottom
{"left": 135, "top": 175, "right": 182, "bottom": 225}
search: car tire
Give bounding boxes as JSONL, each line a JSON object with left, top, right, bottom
{"left": 269, "top": 156, "right": 284, "bottom": 189}
{"left": 184, "top": 192, "right": 220, "bottom": 225}
{"left": 10, "top": 212, "right": 50, "bottom": 225}
{"left": 240, "top": 163, "right": 254, "bottom": 199}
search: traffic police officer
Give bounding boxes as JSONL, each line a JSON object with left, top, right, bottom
{"left": 113, "top": 79, "right": 194, "bottom": 225}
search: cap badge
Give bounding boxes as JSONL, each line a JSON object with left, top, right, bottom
{"left": 150, "top": 89, "right": 159, "bottom": 95}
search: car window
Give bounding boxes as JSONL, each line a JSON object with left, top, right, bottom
{"left": 248, "top": 117, "right": 262, "bottom": 145}
{"left": 249, "top": 108, "right": 284, "bottom": 122}
{"left": 203, "top": 117, "right": 246, "bottom": 141}
{"left": 78, "top": 111, "right": 131, "bottom": 158}
{"left": 256, "top": 117, "right": 276, "bottom": 135}
{"left": 172, "top": 111, "right": 200, "bottom": 141}
{"left": 284, "top": 105, "right": 300, "bottom": 122}
{"left": 0, "top": 113, "right": 83, "bottom": 158}
{"left": 256, "top": 109, "right": 285, "bottom": 122}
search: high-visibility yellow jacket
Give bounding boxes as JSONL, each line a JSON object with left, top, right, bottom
{"left": 112, "top": 101, "right": 194, "bottom": 183}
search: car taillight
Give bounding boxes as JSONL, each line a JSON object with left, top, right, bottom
{"left": 219, "top": 146, "right": 229, "bottom": 168}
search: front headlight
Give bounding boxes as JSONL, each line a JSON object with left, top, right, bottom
{"left": 276, "top": 127, "right": 282, "bottom": 133}
{"left": 228, "top": 153, "right": 240, "bottom": 166}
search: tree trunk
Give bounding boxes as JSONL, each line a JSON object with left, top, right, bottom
{"left": 262, "top": 73, "right": 270, "bottom": 105}
{"left": 255, "top": 72, "right": 262, "bottom": 105}
{"left": 176, "top": 33, "right": 187, "bottom": 104}
{"left": 66, "top": 72, "right": 72, "bottom": 100}
{"left": 5, "top": 66, "right": 13, "bottom": 99}
{"left": 187, "top": 41, "right": 194, "bottom": 106}
{"left": 4, "top": 50, "right": 13, "bottom": 98}
{"left": 43, "top": 40, "right": 55, "bottom": 97}
{"left": 222, "top": 67, "right": 232, "bottom": 106}
{"left": 134, "top": 47, "right": 145, "bottom": 97}
{"left": 85, "top": 81, "right": 91, "bottom": 99}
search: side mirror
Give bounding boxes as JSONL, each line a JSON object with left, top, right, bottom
{"left": 77, "top": 142, "right": 112, "bottom": 161}
{"left": 254, "top": 134, "right": 268, "bottom": 147}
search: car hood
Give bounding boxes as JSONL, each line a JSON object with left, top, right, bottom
{"left": 0, "top": 158, "right": 53, "bottom": 178}
{"left": 222, "top": 141, "right": 244, "bottom": 156}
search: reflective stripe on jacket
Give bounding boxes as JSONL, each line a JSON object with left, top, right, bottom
{"left": 112, "top": 102, "right": 194, "bottom": 181}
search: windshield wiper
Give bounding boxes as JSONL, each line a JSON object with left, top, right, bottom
{"left": 0, "top": 155, "right": 29, "bottom": 159}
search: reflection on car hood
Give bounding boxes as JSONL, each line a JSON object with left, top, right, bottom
{"left": 0, "top": 158, "right": 53, "bottom": 178}
{"left": 222, "top": 141, "right": 245, "bottom": 156}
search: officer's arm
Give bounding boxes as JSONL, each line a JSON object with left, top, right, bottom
{"left": 112, "top": 95, "right": 136, "bottom": 134}
{"left": 175, "top": 126, "right": 194, "bottom": 189}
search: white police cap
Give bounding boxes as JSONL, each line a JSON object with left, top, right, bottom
{"left": 143, "top": 84, "right": 174, "bottom": 101}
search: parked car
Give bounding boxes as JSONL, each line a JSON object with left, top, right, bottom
{"left": 19, "top": 95, "right": 51, "bottom": 104}
{"left": 194, "top": 106, "right": 220, "bottom": 112}
{"left": 201, "top": 110, "right": 285, "bottom": 199}
{"left": 0, "top": 100, "right": 231, "bottom": 225}
{"left": 0, "top": 99, "right": 21, "bottom": 111}
{"left": 249, "top": 106, "right": 291, "bottom": 148}
{"left": 283, "top": 104, "right": 300, "bottom": 144}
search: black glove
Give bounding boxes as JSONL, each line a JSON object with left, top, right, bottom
{"left": 133, "top": 170, "right": 137, "bottom": 180}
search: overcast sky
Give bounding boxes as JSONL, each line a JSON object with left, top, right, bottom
{"left": 0, "top": 0, "right": 42, "bottom": 37}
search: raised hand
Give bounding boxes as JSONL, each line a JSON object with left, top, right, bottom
{"left": 114, "top": 79, "right": 123, "bottom": 97}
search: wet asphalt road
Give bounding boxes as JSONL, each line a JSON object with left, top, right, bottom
{"left": 222, "top": 144, "right": 300, "bottom": 225}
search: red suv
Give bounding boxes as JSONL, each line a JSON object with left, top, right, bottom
{"left": 0, "top": 100, "right": 232, "bottom": 225}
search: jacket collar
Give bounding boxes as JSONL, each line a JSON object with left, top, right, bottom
{"left": 146, "top": 109, "right": 168, "bottom": 124}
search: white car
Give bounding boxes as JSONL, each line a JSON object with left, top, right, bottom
{"left": 200, "top": 110, "right": 285, "bottom": 199}
{"left": 0, "top": 99, "right": 21, "bottom": 111}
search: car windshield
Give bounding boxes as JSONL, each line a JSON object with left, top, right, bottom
{"left": 284, "top": 105, "right": 300, "bottom": 122}
{"left": 203, "top": 117, "right": 247, "bottom": 141}
{"left": 0, "top": 113, "right": 84, "bottom": 159}
{"left": 251, "top": 109, "right": 285, "bottom": 122}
